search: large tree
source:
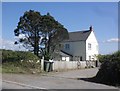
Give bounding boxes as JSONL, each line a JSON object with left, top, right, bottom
{"left": 40, "top": 13, "right": 69, "bottom": 59}
{"left": 14, "top": 10, "right": 69, "bottom": 59}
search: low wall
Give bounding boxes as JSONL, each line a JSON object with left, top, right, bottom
{"left": 53, "top": 61, "right": 87, "bottom": 71}
{"left": 41, "top": 59, "right": 97, "bottom": 71}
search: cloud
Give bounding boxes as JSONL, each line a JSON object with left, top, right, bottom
{"left": 0, "top": 39, "right": 27, "bottom": 51}
{"left": 103, "top": 38, "right": 120, "bottom": 43}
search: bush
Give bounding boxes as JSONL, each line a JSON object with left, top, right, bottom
{"left": 96, "top": 51, "right": 120, "bottom": 86}
{"left": 2, "top": 49, "right": 41, "bottom": 73}
{"left": 97, "top": 54, "right": 111, "bottom": 63}
{"left": 2, "top": 49, "right": 39, "bottom": 63}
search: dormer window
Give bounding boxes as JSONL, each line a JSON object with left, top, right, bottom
{"left": 88, "top": 43, "right": 91, "bottom": 50}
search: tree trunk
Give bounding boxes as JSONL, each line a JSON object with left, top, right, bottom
{"left": 47, "top": 38, "right": 51, "bottom": 55}
{"left": 34, "top": 45, "right": 39, "bottom": 57}
{"left": 34, "top": 30, "right": 39, "bottom": 57}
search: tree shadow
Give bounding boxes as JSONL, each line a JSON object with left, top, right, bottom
{"left": 77, "top": 76, "right": 100, "bottom": 84}
{"left": 77, "top": 76, "right": 120, "bottom": 87}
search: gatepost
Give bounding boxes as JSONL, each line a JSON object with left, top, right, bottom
{"left": 41, "top": 56, "right": 44, "bottom": 71}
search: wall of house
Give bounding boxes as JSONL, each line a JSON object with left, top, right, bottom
{"left": 86, "top": 31, "right": 99, "bottom": 60}
{"left": 62, "top": 41, "right": 86, "bottom": 61}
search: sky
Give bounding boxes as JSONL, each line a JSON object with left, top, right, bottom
{"left": 1, "top": 2, "right": 118, "bottom": 54}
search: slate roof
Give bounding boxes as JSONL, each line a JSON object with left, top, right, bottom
{"left": 60, "top": 50, "right": 73, "bottom": 57}
{"left": 64, "top": 30, "right": 92, "bottom": 42}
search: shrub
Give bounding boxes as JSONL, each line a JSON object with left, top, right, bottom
{"left": 96, "top": 51, "right": 120, "bottom": 86}
{"left": 2, "top": 49, "right": 41, "bottom": 73}
{"left": 97, "top": 54, "right": 111, "bottom": 63}
{"left": 2, "top": 49, "right": 39, "bottom": 63}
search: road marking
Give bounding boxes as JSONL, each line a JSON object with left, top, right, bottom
{"left": 3, "top": 80, "right": 46, "bottom": 89}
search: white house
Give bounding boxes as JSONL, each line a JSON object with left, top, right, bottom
{"left": 61, "top": 26, "right": 99, "bottom": 61}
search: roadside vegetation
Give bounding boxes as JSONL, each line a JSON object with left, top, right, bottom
{"left": 2, "top": 49, "right": 41, "bottom": 74}
{"left": 96, "top": 51, "right": 120, "bottom": 86}
{"left": 2, "top": 10, "right": 69, "bottom": 74}
{"left": 81, "top": 51, "right": 120, "bottom": 86}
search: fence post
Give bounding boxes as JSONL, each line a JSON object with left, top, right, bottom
{"left": 52, "top": 61, "right": 54, "bottom": 71}
{"left": 41, "top": 56, "right": 44, "bottom": 71}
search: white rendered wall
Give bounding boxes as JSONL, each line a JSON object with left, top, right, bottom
{"left": 86, "top": 31, "right": 99, "bottom": 60}
{"left": 53, "top": 61, "right": 87, "bottom": 70}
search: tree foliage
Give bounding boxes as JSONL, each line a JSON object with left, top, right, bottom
{"left": 14, "top": 10, "right": 69, "bottom": 59}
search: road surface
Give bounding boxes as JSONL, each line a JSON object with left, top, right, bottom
{"left": 2, "top": 68, "right": 119, "bottom": 89}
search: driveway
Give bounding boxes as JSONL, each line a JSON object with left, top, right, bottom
{"left": 2, "top": 68, "right": 119, "bottom": 89}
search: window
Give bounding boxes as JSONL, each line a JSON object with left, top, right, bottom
{"left": 65, "top": 44, "right": 70, "bottom": 50}
{"left": 88, "top": 43, "right": 91, "bottom": 50}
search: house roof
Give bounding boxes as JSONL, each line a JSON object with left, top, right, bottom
{"left": 64, "top": 29, "right": 92, "bottom": 42}
{"left": 60, "top": 50, "right": 73, "bottom": 57}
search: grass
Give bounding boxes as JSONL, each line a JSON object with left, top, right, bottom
{"left": 0, "top": 65, "right": 2, "bottom": 73}
{"left": 2, "top": 61, "right": 42, "bottom": 74}
{"left": 2, "top": 49, "right": 41, "bottom": 74}
{"left": 2, "top": 65, "right": 25, "bottom": 73}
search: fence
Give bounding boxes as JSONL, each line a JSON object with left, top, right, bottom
{"left": 53, "top": 60, "right": 96, "bottom": 71}
{"left": 41, "top": 59, "right": 98, "bottom": 71}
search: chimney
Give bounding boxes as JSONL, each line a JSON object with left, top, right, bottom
{"left": 89, "top": 25, "right": 93, "bottom": 31}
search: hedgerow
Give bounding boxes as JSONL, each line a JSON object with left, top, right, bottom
{"left": 96, "top": 51, "right": 120, "bottom": 86}
{"left": 2, "top": 49, "right": 39, "bottom": 63}
{"left": 2, "top": 49, "right": 41, "bottom": 73}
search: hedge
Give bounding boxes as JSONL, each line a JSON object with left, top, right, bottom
{"left": 2, "top": 49, "right": 41, "bottom": 73}
{"left": 96, "top": 51, "right": 120, "bottom": 86}
{"left": 2, "top": 49, "right": 39, "bottom": 63}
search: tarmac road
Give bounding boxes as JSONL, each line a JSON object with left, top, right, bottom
{"left": 2, "top": 68, "right": 119, "bottom": 89}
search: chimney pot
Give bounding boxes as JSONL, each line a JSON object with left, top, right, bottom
{"left": 90, "top": 25, "right": 93, "bottom": 31}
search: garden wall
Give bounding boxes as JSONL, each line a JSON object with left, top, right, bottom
{"left": 52, "top": 61, "right": 95, "bottom": 71}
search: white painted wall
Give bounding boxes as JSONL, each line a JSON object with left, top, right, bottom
{"left": 53, "top": 61, "right": 87, "bottom": 70}
{"left": 86, "top": 31, "right": 99, "bottom": 60}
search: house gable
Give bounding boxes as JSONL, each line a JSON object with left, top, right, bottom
{"left": 86, "top": 30, "right": 99, "bottom": 60}
{"left": 61, "top": 26, "right": 99, "bottom": 61}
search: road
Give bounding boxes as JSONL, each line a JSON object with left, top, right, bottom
{"left": 3, "top": 81, "right": 32, "bottom": 89}
{"left": 2, "top": 68, "right": 119, "bottom": 89}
